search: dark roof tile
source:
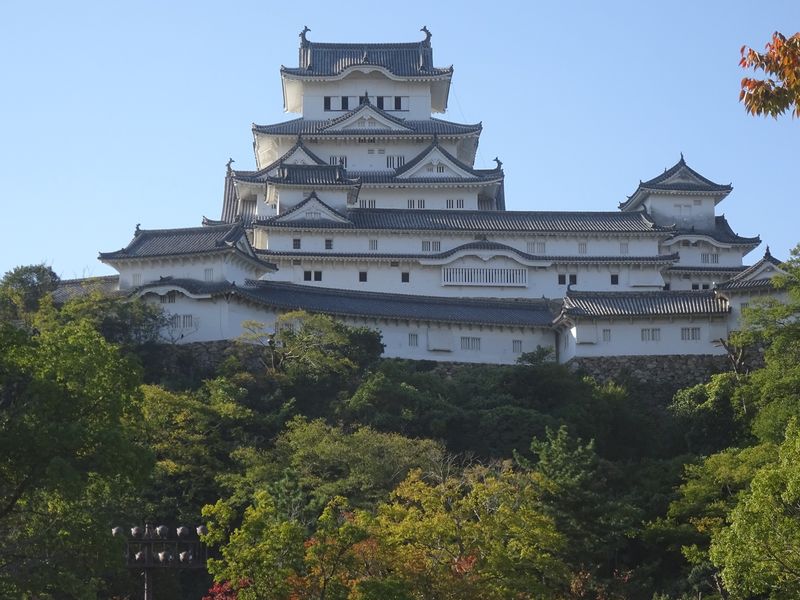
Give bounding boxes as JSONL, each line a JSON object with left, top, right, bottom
{"left": 561, "top": 290, "right": 729, "bottom": 318}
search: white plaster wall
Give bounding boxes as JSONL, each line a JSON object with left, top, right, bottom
{"left": 644, "top": 194, "right": 716, "bottom": 229}
{"left": 144, "top": 291, "right": 556, "bottom": 365}
{"left": 354, "top": 188, "right": 481, "bottom": 210}
{"left": 563, "top": 317, "right": 729, "bottom": 359}
{"left": 116, "top": 256, "right": 258, "bottom": 289}
{"left": 301, "top": 75, "right": 433, "bottom": 120}
{"left": 265, "top": 257, "right": 666, "bottom": 298}
{"left": 665, "top": 241, "right": 746, "bottom": 268}
{"left": 303, "top": 140, "right": 462, "bottom": 170}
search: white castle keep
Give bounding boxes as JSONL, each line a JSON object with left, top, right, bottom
{"left": 86, "top": 28, "right": 784, "bottom": 365}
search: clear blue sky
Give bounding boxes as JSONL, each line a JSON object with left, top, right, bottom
{"left": 1, "top": 1, "right": 797, "bottom": 279}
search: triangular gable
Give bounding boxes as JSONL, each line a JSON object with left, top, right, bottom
{"left": 272, "top": 192, "right": 352, "bottom": 224}
{"left": 731, "top": 254, "right": 785, "bottom": 284}
{"left": 280, "top": 143, "right": 327, "bottom": 167}
{"left": 396, "top": 145, "right": 476, "bottom": 179}
{"left": 320, "top": 104, "right": 413, "bottom": 133}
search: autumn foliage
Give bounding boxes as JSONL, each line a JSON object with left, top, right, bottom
{"left": 740, "top": 31, "right": 800, "bottom": 118}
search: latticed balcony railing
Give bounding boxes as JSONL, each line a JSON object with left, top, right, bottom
{"left": 442, "top": 267, "right": 528, "bottom": 286}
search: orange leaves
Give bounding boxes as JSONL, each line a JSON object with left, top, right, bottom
{"left": 739, "top": 31, "right": 800, "bottom": 118}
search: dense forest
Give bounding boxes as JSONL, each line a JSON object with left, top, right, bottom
{"left": 1, "top": 252, "right": 800, "bottom": 600}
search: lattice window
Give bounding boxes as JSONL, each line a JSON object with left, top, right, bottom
{"left": 442, "top": 267, "right": 527, "bottom": 286}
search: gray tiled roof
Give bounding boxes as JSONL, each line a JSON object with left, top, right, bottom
{"left": 51, "top": 276, "right": 122, "bottom": 304}
{"left": 716, "top": 248, "right": 783, "bottom": 291}
{"left": 136, "top": 277, "right": 556, "bottom": 328}
{"left": 350, "top": 171, "right": 502, "bottom": 185}
{"left": 621, "top": 156, "right": 732, "bottom": 210}
{"left": 561, "top": 290, "right": 730, "bottom": 318}
{"left": 235, "top": 280, "right": 555, "bottom": 327}
{"left": 252, "top": 116, "right": 481, "bottom": 137}
{"left": 99, "top": 223, "right": 276, "bottom": 270}
{"left": 283, "top": 31, "right": 452, "bottom": 79}
{"left": 137, "top": 277, "right": 240, "bottom": 296}
{"left": 671, "top": 216, "right": 760, "bottom": 246}
{"left": 236, "top": 164, "right": 361, "bottom": 187}
{"left": 257, "top": 208, "right": 673, "bottom": 234}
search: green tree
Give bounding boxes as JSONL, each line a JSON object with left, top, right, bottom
{"left": 710, "top": 422, "right": 800, "bottom": 598}
{"left": 0, "top": 263, "right": 59, "bottom": 321}
{"left": 0, "top": 319, "right": 151, "bottom": 597}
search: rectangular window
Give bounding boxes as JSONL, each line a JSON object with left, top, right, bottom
{"left": 681, "top": 327, "right": 701, "bottom": 341}
{"left": 359, "top": 199, "right": 376, "bottom": 209}
{"left": 324, "top": 239, "right": 333, "bottom": 250}
{"left": 394, "top": 96, "right": 402, "bottom": 110}
{"left": 304, "top": 271, "right": 312, "bottom": 281}
{"left": 341, "top": 96, "right": 349, "bottom": 110}
{"left": 512, "top": 339, "right": 523, "bottom": 353}
{"left": 421, "top": 240, "right": 441, "bottom": 252}
{"left": 456, "top": 198, "right": 464, "bottom": 208}
{"left": 313, "top": 271, "right": 322, "bottom": 281}
{"left": 359, "top": 271, "right": 367, "bottom": 282}
{"left": 526, "top": 241, "right": 546, "bottom": 254}
{"left": 610, "top": 274, "right": 619, "bottom": 285}
{"left": 368, "top": 239, "right": 378, "bottom": 251}
{"left": 569, "top": 274, "right": 577, "bottom": 285}
{"left": 408, "top": 199, "right": 415, "bottom": 209}
{"left": 602, "top": 328, "right": 612, "bottom": 342}
{"left": 401, "top": 272, "right": 410, "bottom": 283}
{"left": 460, "top": 336, "right": 481, "bottom": 351}
{"left": 204, "top": 268, "right": 214, "bottom": 282}
{"left": 741, "top": 302, "right": 749, "bottom": 311}
{"left": 304, "top": 211, "right": 321, "bottom": 220}
{"left": 578, "top": 242, "right": 587, "bottom": 254}
{"left": 386, "top": 155, "right": 405, "bottom": 168}
{"left": 160, "top": 292, "right": 176, "bottom": 304}
{"left": 436, "top": 165, "right": 445, "bottom": 173}
{"left": 620, "top": 242, "right": 629, "bottom": 255}
{"left": 293, "top": 238, "right": 301, "bottom": 249}
{"left": 169, "top": 314, "right": 180, "bottom": 328}
{"left": 558, "top": 274, "right": 566, "bottom": 285}
{"left": 132, "top": 273, "right": 141, "bottom": 286}
{"left": 417, "top": 199, "right": 425, "bottom": 209}
{"left": 376, "top": 96, "right": 384, "bottom": 110}
{"left": 701, "top": 253, "right": 720, "bottom": 264}
{"left": 641, "top": 328, "right": 661, "bottom": 342}
{"left": 692, "top": 284, "right": 700, "bottom": 290}
{"left": 446, "top": 199, "right": 454, "bottom": 209}
{"left": 323, "top": 96, "right": 331, "bottom": 111}
{"left": 408, "top": 333, "right": 419, "bottom": 347}
{"left": 329, "top": 155, "right": 347, "bottom": 167}
{"left": 182, "top": 314, "right": 193, "bottom": 329}
{"left": 702, "top": 284, "right": 710, "bottom": 290}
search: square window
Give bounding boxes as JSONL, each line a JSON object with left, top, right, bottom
{"left": 369, "top": 239, "right": 378, "bottom": 250}
{"left": 293, "top": 238, "right": 301, "bottom": 249}
{"left": 401, "top": 272, "right": 410, "bottom": 283}
{"left": 569, "top": 274, "right": 577, "bottom": 285}
{"left": 558, "top": 274, "right": 566, "bottom": 285}
{"left": 325, "top": 239, "right": 333, "bottom": 250}
{"left": 610, "top": 274, "right": 619, "bottom": 285}
{"left": 359, "top": 271, "right": 367, "bottom": 282}
{"left": 304, "top": 271, "right": 312, "bottom": 281}
{"left": 313, "top": 271, "right": 322, "bottom": 281}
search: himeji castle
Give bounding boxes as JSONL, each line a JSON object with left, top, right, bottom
{"left": 91, "top": 28, "right": 785, "bottom": 365}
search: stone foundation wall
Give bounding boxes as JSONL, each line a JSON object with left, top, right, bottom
{"left": 565, "top": 354, "right": 733, "bottom": 400}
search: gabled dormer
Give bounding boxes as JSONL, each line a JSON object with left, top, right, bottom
{"left": 395, "top": 139, "right": 489, "bottom": 180}
{"left": 318, "top": 101, "right": 415, "bottom": 133}
{"left": 267, "top": 191, "right": 352, "bottom": 226}
{"left": 621, "top": 155, "right": 733, "bottom": 230}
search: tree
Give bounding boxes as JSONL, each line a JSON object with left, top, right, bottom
{"left": 0, "top": 263, "right": 59, "bottom": 321}
{"left": 740, "top": 31, "right": 800, "bottom": 118}
{"left": 710, "top": 422, "right": 800, "bottom": 598}
{"left": 0, "top": 319, "right": 151, "bottom": 596}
